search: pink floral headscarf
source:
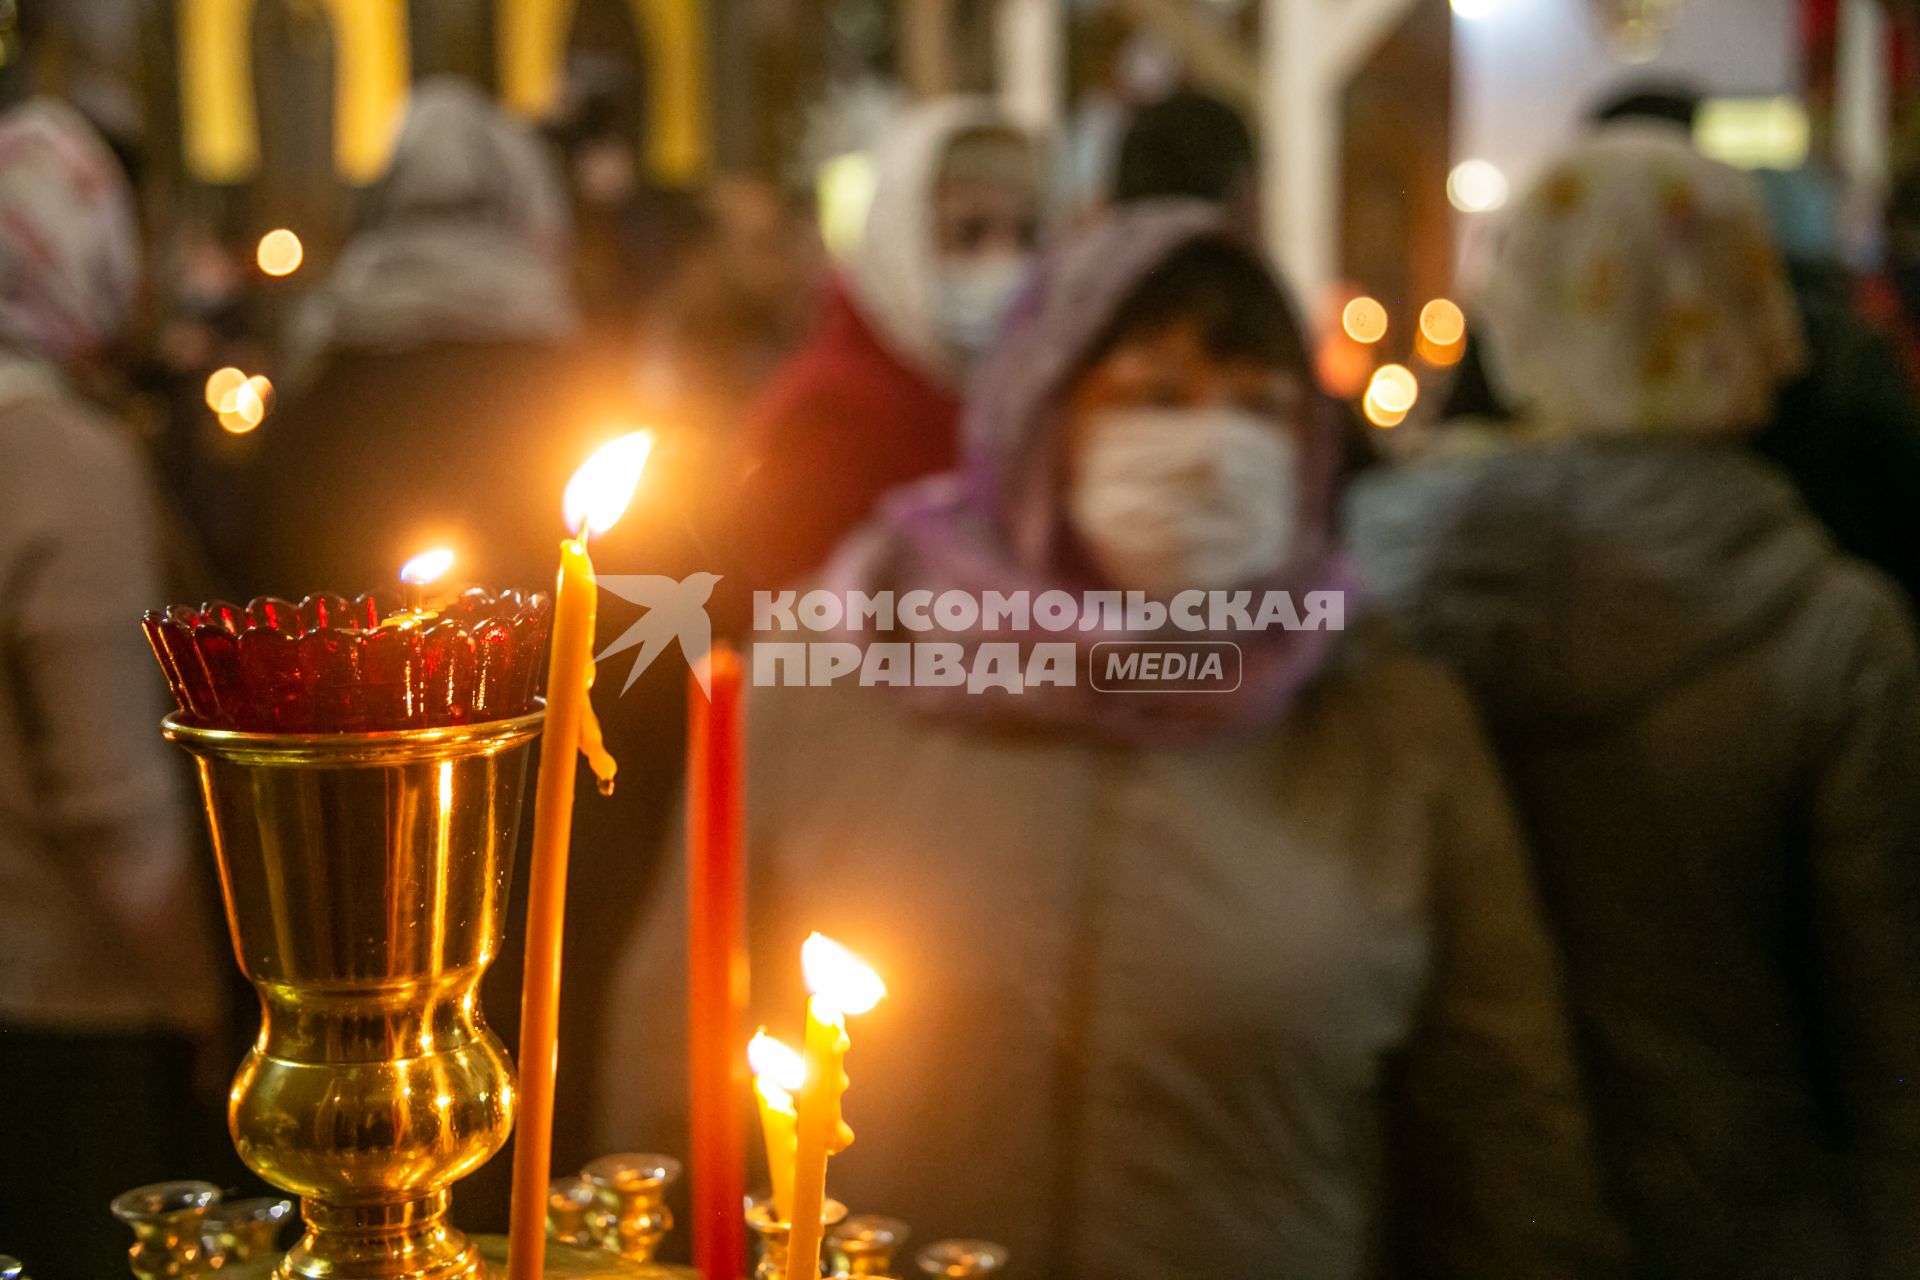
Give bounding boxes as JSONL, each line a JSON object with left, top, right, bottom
{"left": 0, "top": 99, "right": 139, "bottom": 366}
{"left": 1478, "top": 125, "right": 1806, "bottom": 437}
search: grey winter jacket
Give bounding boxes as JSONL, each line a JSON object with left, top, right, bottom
{"left": 1348, "top": 436, "right": 1920, "bottom": 1280}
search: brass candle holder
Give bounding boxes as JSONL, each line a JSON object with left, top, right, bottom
{"left": 143, "top": 592, "right": 698, "bottom": 1280}
{"left": 110, "top": 1181, "right": 223, "bottom": 1279}
{"left": 546, "top": 1177, "right": 599, "bottom": 1247}
{"left": 829, "top": 1216, "right": 907, "bottom": 1277}
{"left": 913, "top": 1241, "right": 1009, "bottom": 1279}
{"left": 580, "top": 1154, "right": 681, "bottom": 1262}
{"left": 203, "top": 1198, "right": 299, "bottom": 1267}
{"left": 109, "top": 1184, "right": 295, "bottom": 1277}
{"left": 745, "top": 1196, "right": 847, "bottom": 1280}
{"left": 162, "top": 710, "right": 541, "bottom": 1280}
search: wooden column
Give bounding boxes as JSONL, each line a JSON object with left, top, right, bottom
{"left": 903, "top": 0, "right": 956, "bottom": 98}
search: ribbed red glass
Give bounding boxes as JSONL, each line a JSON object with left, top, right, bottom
{"left": 143, "top": 588, "right": 550, "bottom": 732}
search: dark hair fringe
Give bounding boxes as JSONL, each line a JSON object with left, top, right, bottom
{"left": 1089, "top": 237, "right": 1308, "bottom": 374}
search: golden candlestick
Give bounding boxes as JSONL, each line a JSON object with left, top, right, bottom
{"left": 830, "top": 1216, "right": 908, "bottom": 1277}
{"left": 745, "top": 1196, "right": 846, "bottom": 1280}
{"left": 580, "top": 1155, "right": 681, "bottom": 1262}
{"left": 110, "top": 1182, "right": 222, "bottom": 1279}
{"left": 163, "top": 710, "right": 542, "bottom": 1280}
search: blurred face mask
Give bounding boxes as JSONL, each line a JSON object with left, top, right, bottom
{"left": 1066, "top": 405, "right": 1300, "bottom": 597}
{"left": 933, "top": 254, "right": 1028, "bottom": 365}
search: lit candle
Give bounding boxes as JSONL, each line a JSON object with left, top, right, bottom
{"left": 688, "top": 644, "right": 748, "bottom": 1280}
{"left": 396, "top": 546, "right": 455, "bottom": 620}
{"left": 506, "top": 432, "right": 652, "bottom": 1280}
{"left": 746, "top": 1030, "right": 805, "bottom": 1224}
{"left": 786, "top": 934, "right": 885, "bottom": 1274}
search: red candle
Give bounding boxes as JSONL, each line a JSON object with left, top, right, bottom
{"left": 687, "top": 643, "right": 747, "bottom": 1279}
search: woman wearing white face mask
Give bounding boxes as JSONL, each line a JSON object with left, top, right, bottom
{"left": 600, "top": 204, "right": 1623, "bottom": 1279}
{"left": 733, "top": 97, "right": 1040, "bottom": 597}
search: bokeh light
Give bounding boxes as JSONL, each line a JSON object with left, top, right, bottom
{"left": 1341, "top": 296, "right": 1389, "bottom": 345}
{"left": 256, "top": 228, "right": 303, "bottom": 277}
{"left": 204, "top": 365, "right": 246, "bottom": 412}
{"left": 1316, "top": 333, "right": 1374, "bottom": 399}
{"left": 1363, "top": 396, "right": 1409, "bottom": 429}
{"left": 1416, "top": 331, "right": 1466, "bottom": 367}
{"left": 1419, "top": 298, "right": 1466, "bottom": 346}
{"left": 1366, "top": 363, "right": 1420, "bottom": 416}
{"left": 817, "top": 151, "right": 878, "bottom": 261}
{"left": 219, "top": 374, "right": 272, "bottom": 434}
{"left": 1447, "top": 159, "right": 1510, "bottom": 213}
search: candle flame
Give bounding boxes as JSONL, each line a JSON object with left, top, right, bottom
{"left": 748, "top": 1029, "right": 807, "bottom": 1098}
{"left": 562, "top": 431, "right": 653, "bottom": 538}
{"left": 399, "top": 547, "right": 455, "bottom": 586}
{"left": 800, "top": 933, "right": 886, "bottom": 1016}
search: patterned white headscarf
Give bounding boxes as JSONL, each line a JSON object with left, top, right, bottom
{"left": 0, "top": 98, "right": 139, "bottom": 366}
{"left": 1478, "top": 125, "right": 1806, "bottom": 437}
{"left": 848, "top": 96, "right": 1025, "bottom": 387}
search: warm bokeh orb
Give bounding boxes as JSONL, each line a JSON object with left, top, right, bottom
{"left": 1419, "top": 298, "right": 1466, "bottom": 346}
{"left": 256, "top": 228, "right": 304, "bottom": 277}
{"left": 204, "top": 365, "right": 246, "bottom": 412}
{"left": 1341, "top": 296, "right": 1389, "bottom": 345}
{"left": 1447, "top": 159, "right": 1509, "bottom": 213}
{"left": 1367, "top": 363, "right": 1420, "bottom": 415}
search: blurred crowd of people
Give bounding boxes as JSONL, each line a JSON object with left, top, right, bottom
{"left": 2, "top": 58, "right": 1919, "bottom": 1280}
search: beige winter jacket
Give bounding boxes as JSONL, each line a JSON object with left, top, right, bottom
{"left": 0, "top": 368, "right": 220, "bottom": 1034}
{"left": 597, "top": 627, "right": 1622, "bottom": 1279}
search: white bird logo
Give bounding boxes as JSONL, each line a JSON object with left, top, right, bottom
{"left": 593, "top": 573, "right": 725, "bottom": 695}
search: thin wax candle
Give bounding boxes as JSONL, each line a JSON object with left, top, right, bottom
{"left": 747, "top": 1030, "right": 805, "bottom": 1224}
{"left": 688, "top": 644, "right": 748, "bottom": 1280}
{"left": 505, "top": 433, "right": 650, "bottom": 1280}
{"left": 785, "top": 934, "right": 884, "bottom": 1274}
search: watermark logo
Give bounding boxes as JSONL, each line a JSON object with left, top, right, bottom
{"left": 593, "top": 579, "right": 1343, "bottom": 696}
{"left": 595, "top": 573, "right": 723, "bottom": 695}
{"left": 1090, "top": 641, "right": 1242, "bottom": 693}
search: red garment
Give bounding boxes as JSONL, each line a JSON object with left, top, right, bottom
{"left": 734, "top": 278, "right": 961, "bottom": 592}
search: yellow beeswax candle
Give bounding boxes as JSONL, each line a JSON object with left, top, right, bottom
{"left": 505, "top": 433, "right": 650, "bottom": 1280}
{"left": 748, "top": 1030, "right": 805, "bottom": 1223}
{"left": 785, "top": 934, "right": 884, "bottom": 1272}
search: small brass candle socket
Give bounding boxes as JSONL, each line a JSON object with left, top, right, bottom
{"left": 745, "top": 1196, "right": 847, "bottom": 1280}
{"left": 580, "top": 1154, "right": 682, "bottom": 1262}
{"left": 546, "top": 1175, "right": 599, "bottom": 1247}
{"left": 202, "top": 1198, "right": 296, "bottom": 1266}
{"left": 110, "top": 1182, "right": 221, "bottom": 1279}
{"left": 830, "top": 1216, "right": 909, "bottom": 1277}
{"left": 914, "top": 1240, "right": 1009, "bottom": 1279}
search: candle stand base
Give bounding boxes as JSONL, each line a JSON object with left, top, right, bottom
{"left": 160, "top": 712, "right": 543, "bottom": 1280}
{"left": 474, "top": 1234, "right": 694, "bottom": 1278}
{"left": 186, "top": 1237, "right": 694, "bottom": 1280}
